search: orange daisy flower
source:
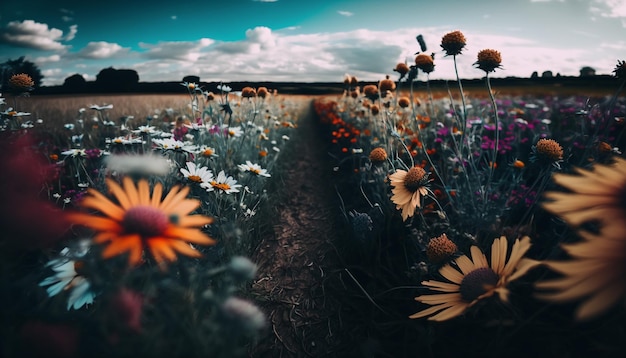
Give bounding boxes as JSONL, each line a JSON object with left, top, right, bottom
{"left": 68, "top": 177, "right": 215, "bottom": 267}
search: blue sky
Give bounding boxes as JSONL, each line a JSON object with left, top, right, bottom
{"left": 1, "top": 0, "right": 625, "bottom": 86}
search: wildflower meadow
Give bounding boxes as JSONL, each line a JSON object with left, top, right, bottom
{"left": 1, "top": 30, "right": 626, "bottom": 358}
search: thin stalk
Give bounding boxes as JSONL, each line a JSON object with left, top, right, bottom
{"left": 485, "top": 73, "right": 500, "bottom": 202}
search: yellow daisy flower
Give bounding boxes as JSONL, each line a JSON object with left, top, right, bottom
{"left": 542, "top": 156, "right": 626, "bottom": 239}
{"left": 535, "top": 230, "right": 626, "bottom": 321}
{"left": 410, "top": 236, "right": 539, "bottom": 321}
{"left": 67, "top": 177, "right": 215, "bottom": 267}
{"left": 389, "top": 166, "right": 430, "bottom": 221}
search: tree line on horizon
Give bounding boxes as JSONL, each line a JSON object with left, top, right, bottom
{"left": 0, "top": 56, "right": 613, "bottom": 95}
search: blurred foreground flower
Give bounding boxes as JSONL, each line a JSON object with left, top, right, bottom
{"left": 39, "top": 249, "right": 97, "bottom": 310}
{"left": 105, "top": 153, "right": 171, "bottom": 177}
{"left": 389, "top": 166, "right": 431, "bottom": 221}
{"left": 410, "top": 236, "right": 539, "bottom": 321}
{"left": 536, "top": 157, "right": 626, "bottom": 320}
{"left": 542, "top": 156, "right": 626, "bottom": 235}
{"left": 0, "top": 133, "right": 71, "bottom": 248}
{"left": 67, "top": 177, "right": 215, "bottom": 267}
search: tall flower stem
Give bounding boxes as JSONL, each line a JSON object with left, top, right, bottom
{"left": 485, "top": 73, "right": 500, "bottom": 201}
{"left": 453, "top": 54, "right": 469, "bottom": 155}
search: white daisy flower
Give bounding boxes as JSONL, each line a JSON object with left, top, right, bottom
{"left": 180, "top": 162, "right": 214, "bottom": 184}
{"left": 201, "top": 170, "right": 242, "bottom": 194}
{"left": 197, "top": 145, "right": 219, "bottom": 158}
{"left": 39, "top": 248, "right": 97, "bottom": 310}
{"left": 226, "top": 126, "right": 243, "bottom": 138}
{"left": 237, "top": 161, "right": 271, "bottom": 177}
{"left": 61, "top": 149, "right": 87, "bottom": 157}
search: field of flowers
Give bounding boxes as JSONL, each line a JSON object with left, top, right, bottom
{"left": 1, "top": 29, "right": 626, "bottom": 358}
{"left": 0, "top": 81, "right": 304, "bottom": 357}
{"left": 311, "top": 31, "right": 626, "bottom": 357}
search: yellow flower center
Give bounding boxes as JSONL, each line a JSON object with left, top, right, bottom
{"left": 404, "top": 166, "right": 427, "bottom": 192}
{"left": 122, "top": 205, "right": 169, "bottom": 238}
{"left": 188, "top": 175, "right": 203, "bottom": 183}
{"left": 459, "top": 267, "right": 499, "bottom": 302}
{"left": 250, "top": 168, "right": 261, "bottom": 175}
{"left": 211, "top": 181, "right": 231, "bottom": 191}
{"left": 202, "top": 149, "right": 214, "bottom": 157}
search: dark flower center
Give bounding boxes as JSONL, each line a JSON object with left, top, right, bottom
{"left": 459, "top": 267, "right": 499, "bottom": 302}
{"left": 404, "top": 167, "right": 427, "bottom": 192}
{"left": 122, "top": 205, "right": 169, "bottom": 238}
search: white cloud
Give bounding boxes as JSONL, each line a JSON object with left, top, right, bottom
{"left": 34, "top": 54, "right": 61, "bottom": 63}
{"left": 62, "top": 16, "right": 73, "bottom": 22}
{"left": 32, "top": 26, "right": 622, "bottom": 86}
{"left": 338, "top": 11, "right": 354, "bottom": 17}
{"left": 593, "top": 0, "right": 626, "bottom": 17}
{"left": 76, "top": 41, "right": 128, "bottom": 59}
{"left": 0, "top": 20, "right": 68, "bottom": 50}
{"left": 139, "top": 38, "right": 214, "bottom": 61}
{"left": 64, "top": 25, "right": 77, "bottom": 41}
{"left": 171, "top": 15, "right": 177, "bottom": 20}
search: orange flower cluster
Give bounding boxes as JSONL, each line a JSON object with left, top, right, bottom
{"left": 314, "top": 100, "right": 363, "bottom": 154}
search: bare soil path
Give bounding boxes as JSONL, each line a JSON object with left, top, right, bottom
{"left": 248, "top": 98, "right": 348, "bottom": 358}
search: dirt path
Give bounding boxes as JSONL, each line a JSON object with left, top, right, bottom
{"left": 248, "top": 99, "right": 347, "bottom": 357}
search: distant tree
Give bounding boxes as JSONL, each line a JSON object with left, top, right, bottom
{"left": 579, "top": 66, "right": 596, "bottom": 77}
{"left": 541, "top": 71, "right": 553, "bottom": 78}
{"left": 0, "top": 56, "right": 44, "bottom": 91}
{"left": 63, "top": 74, "right": 87, "bottom": 88}
{"left": 530, "top": 71, "right": 538, "bottom": 79}
{"left": 183, "top": 75, "right": 200, "bottom": 84}
{"left": 95, "top": 67, "right": 139, "bottom": 92}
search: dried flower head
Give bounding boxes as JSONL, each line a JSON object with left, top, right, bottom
{"left": 414, "top": 53, "right": 435, "bottom": 74}
{"left": 257, "top": 86, "right": 269, "bottom": 98}
{"left": 613, "top": 60, "right": 626, "bottom": 80}
{"left": 398, "top": 96, "right": 411, "bottom": 108}
{"left": 441, "top": 30, "right": 467, "bottom": 56}
{"left": 370, "top": 104, "right": 380, "bottom": 115}
{"left": 426, "top": 234, "right": 458, "bottom": 264}
{"left": 474, "top": 49, "right": 502, "bottom": 73}
{"left": 241, "top": 87, "right": 257, "bottom": 98}
{"left": 535, "top": 138, "right": 563, "bottom": 161}
{"left": 394, "top": 62, "right": 410, "bottom": 77}
{"left": 369, "top": 147, "right": 388, "bottom": 164}
{"left": 379, "top": 75, "right": 396, "bottom": 93}
{"left": 9, "top": 73, "right": 34, "bottom": 91}
{"left": 363, "top": 84, "right": 379, "bottom": 101}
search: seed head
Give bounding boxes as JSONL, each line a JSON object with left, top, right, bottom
{"left": 369, "top": 147, "right": 388, "bottom": 163}
{"left": 426, "top": 234, "right": 458, "bottom": 264}
{"left": 441, "top": 30, "right": 467, "bottom": 56}
{"left": 613, "top": 60, "right": 626, "bottom": 80}
{"left": 9, "top": 73, "right": 34, "bottom": 91}
{"left": 394, "top": 62, "right": 410, "bottom": 77}
{"left": 535, "top": 138, "right": 563, "bottom": 161}
{"left": 398, "top": 96, "right": 411, "bottom": 108}
{"left": 257, "top": 87, "right": 269, "bottom": 98}
{"left": 241, "top": 87, "right": 257, "bottom": 98}
{"left": 474, "top": 49, "right": 502, "bottom": 73}
{"left": 404, "top": 166, "right": 427, "bottom": 192}
{"left": 379, "top": 75, "right": 396, "bottom": 93}
{"left": 414, "top": 53, "right": 435, "bottom": 74}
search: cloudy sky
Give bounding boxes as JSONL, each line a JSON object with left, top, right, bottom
{"left": 0, "top": 0, "right": 624, "bottom": 86}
